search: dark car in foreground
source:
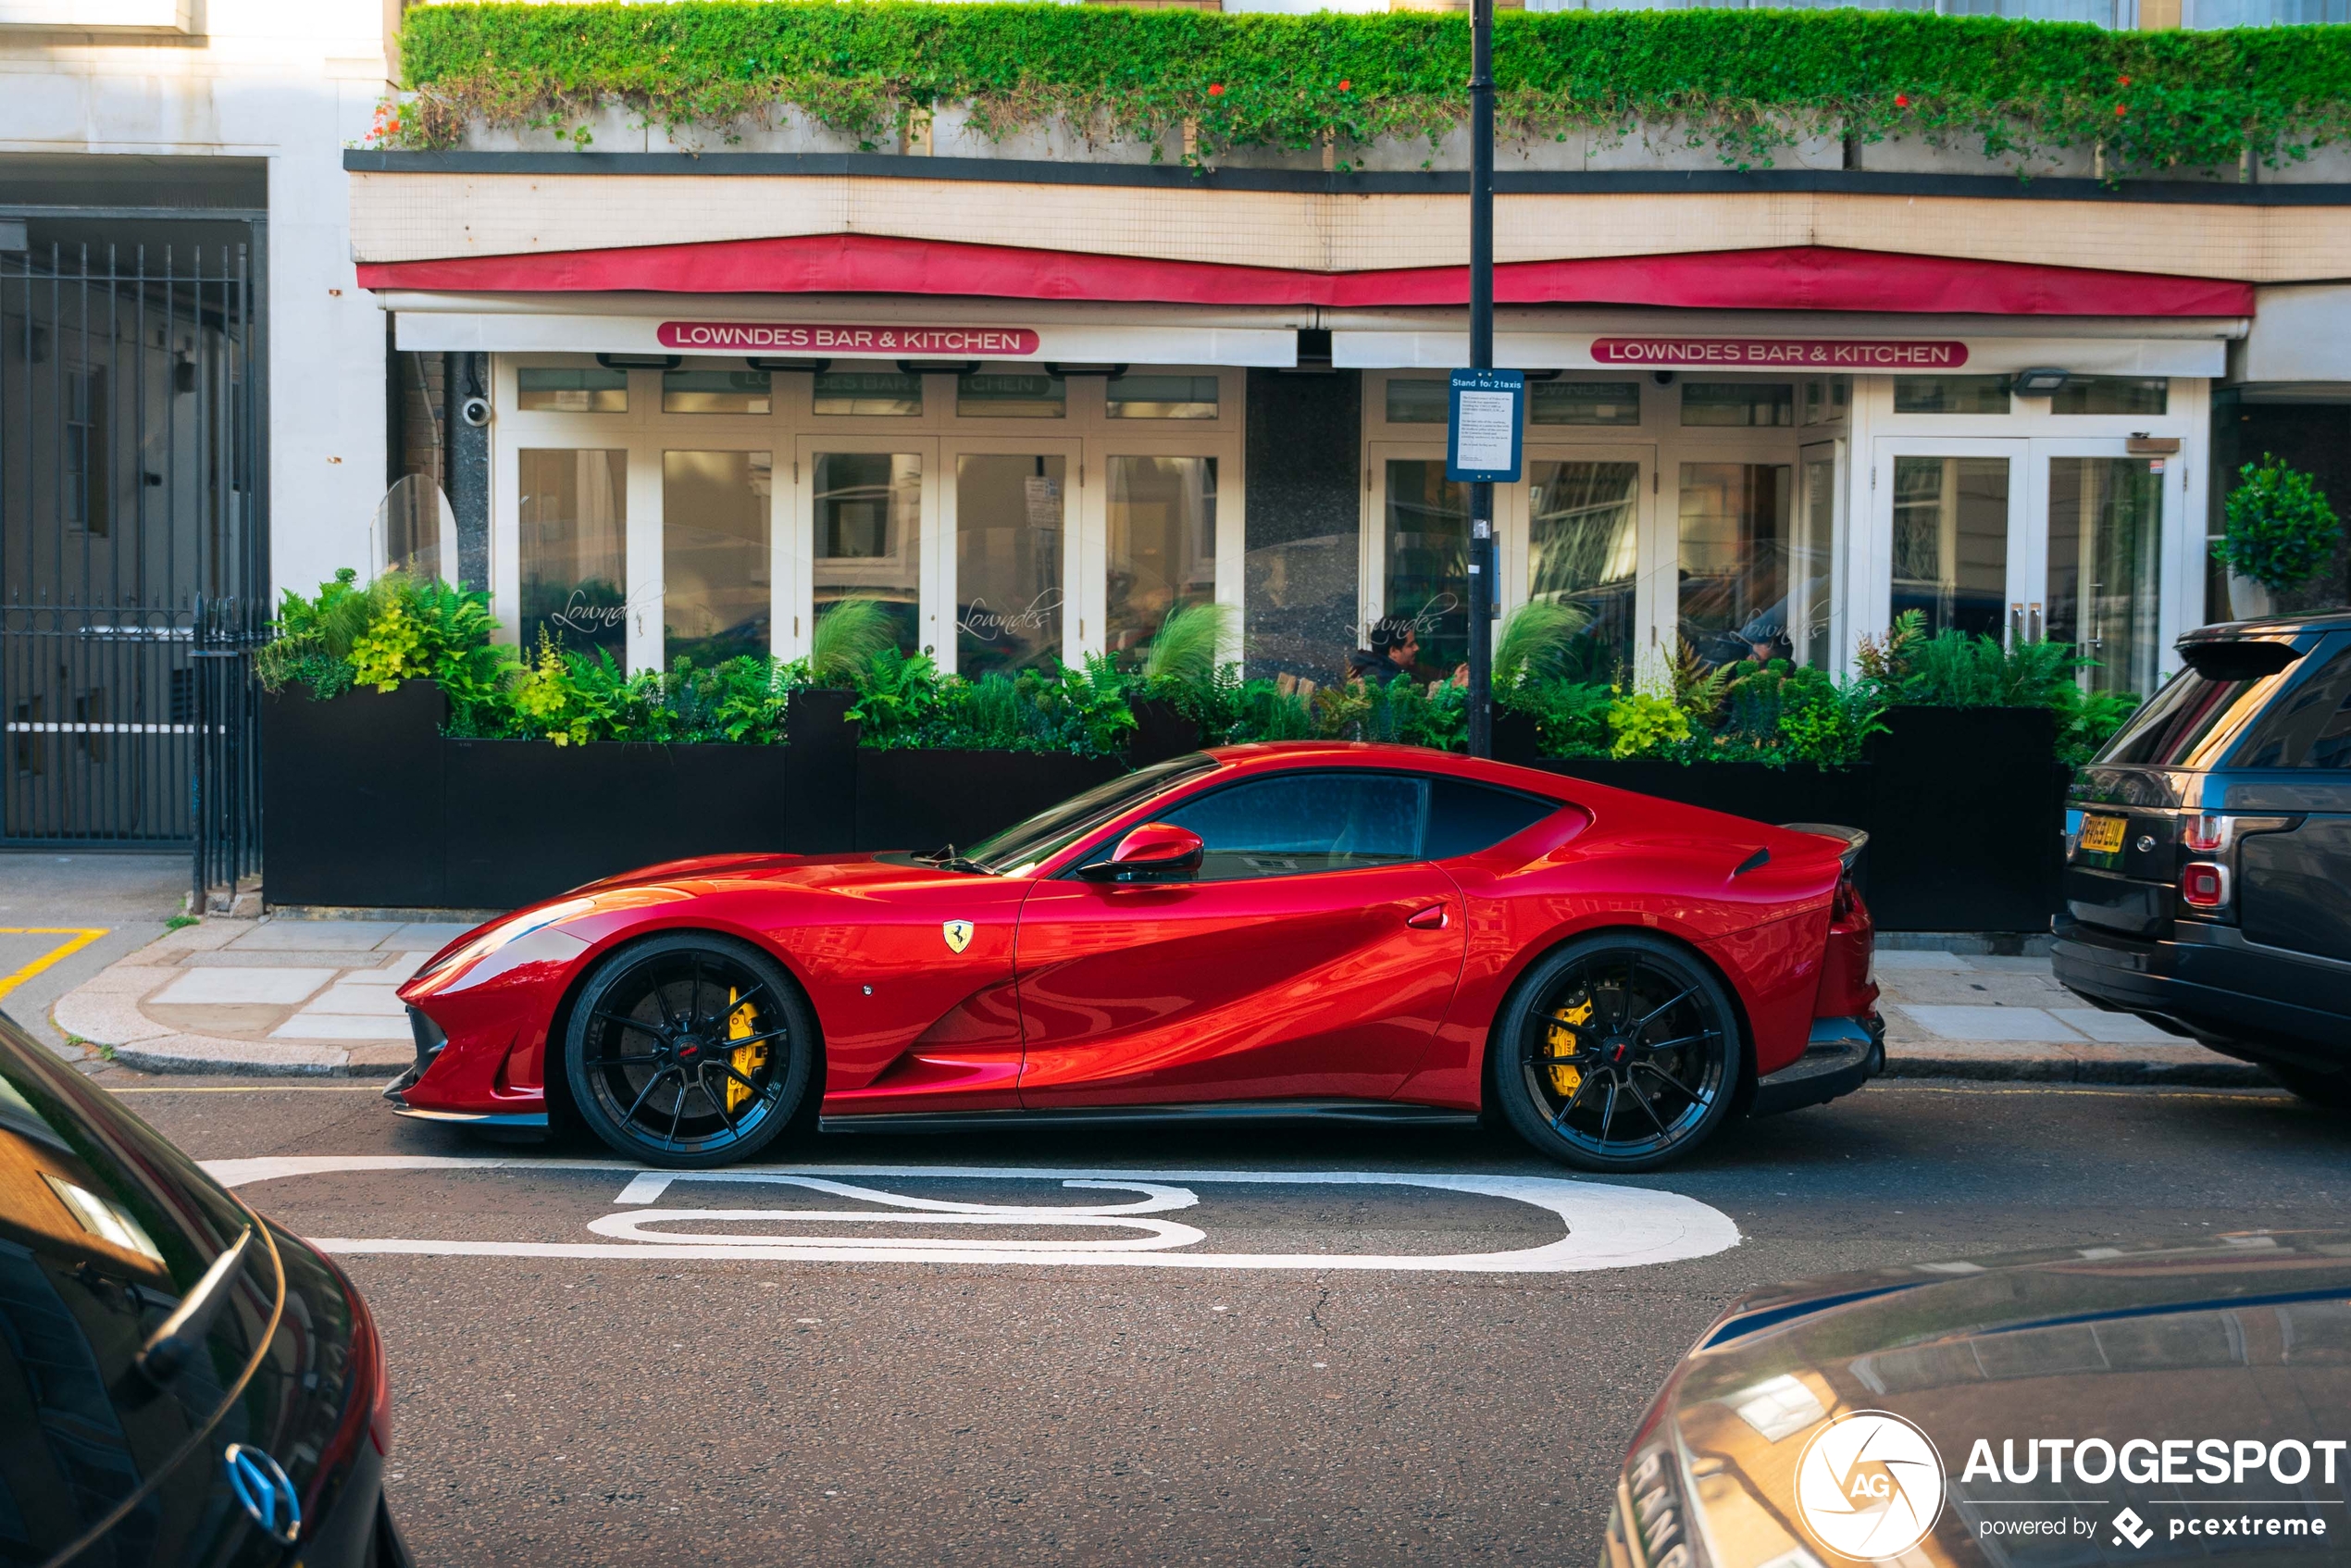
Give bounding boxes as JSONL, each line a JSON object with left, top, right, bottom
{"left": 1605, "top": 1232, "right": 2351, "bottom": 1568}
{"left": 2054, "top": 613, "right": 2351, "bottom": 1103}
{"left": 0, "top": 1013, "right": 407, "bottom": 1567}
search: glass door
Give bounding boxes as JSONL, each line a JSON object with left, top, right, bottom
{"left": 1518, "top": 446, "right": 1650, "bottom": 684}
{"left": 1867, "top": 438, "right": 2031, "bottom": 649}
{"left": 2032, "top": 445, "right": 2169, "bottom": 695}
{"left": 1366, "top": 447, "right": 1470, "bottom": 684}
{"left": 1675, "top": 457, "right": 1797, "bottom": 671}
{"left": 1093, "top": 450, "right": 1228, "bottom": 669}
{"left": 1792, "top": 442, "right": 1843, "bottom": 671}
{"left": 660, "top": 447, "right": 773, "bottom": 669}
{"left": 941, "top": 438, "right": 1083, "bottom": 677}
{"left": 792, "top": 436, "right": 938, "bottom": 662}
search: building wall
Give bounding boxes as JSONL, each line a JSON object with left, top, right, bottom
{"left": 0, "top": 0, "right": 396, "bottom": 601}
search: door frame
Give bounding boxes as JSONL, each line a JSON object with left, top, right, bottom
{"left": 2026, "top": 435, "right": 2184, "bottom": 687}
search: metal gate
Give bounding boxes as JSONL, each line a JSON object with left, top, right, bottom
{"left": 1, "top": 243, "right": 265, "bottom": 903}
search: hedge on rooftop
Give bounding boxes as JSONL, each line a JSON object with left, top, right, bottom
{"left": 393, "top": 1, "right": 2351, "bottom": 174}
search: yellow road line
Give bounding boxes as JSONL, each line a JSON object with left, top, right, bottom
{"left": 0, "top": 927, "right": 109, "bottom": 1000}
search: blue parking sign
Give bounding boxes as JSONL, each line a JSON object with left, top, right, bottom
{"left": 1446, "top": 368, "right": 1524, "bottom": 484}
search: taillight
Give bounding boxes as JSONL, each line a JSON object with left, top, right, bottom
{"left": 1830, "top": 872, "right": 1857, "bottom": 925}
{"left": 2183, "top": 815, "right": 2226, "bottom": 853}
{"left": 2181, "top": 861, "right": 2230, "bottom": 910}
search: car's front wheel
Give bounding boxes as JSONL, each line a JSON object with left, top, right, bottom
{"left": 564, "top": 932, "right": 816, "bottom": 1168}
{"left": 1492, "top": 932, "right": 1742, "bottom": 1173}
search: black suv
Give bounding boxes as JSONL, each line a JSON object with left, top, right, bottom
{"left": 2053, "top": 612, "right": 2351, "bottom": 1103}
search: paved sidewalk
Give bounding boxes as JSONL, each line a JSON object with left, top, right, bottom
{"left": 0, "top": 852, "right": 190, "bottom": 1059}
{"left": 37, "top": 911, "right": 2274, "bottom": 1087}
{"left": 49, "top": 915, "right": 471, "bottom": 1075}
{"left": 1871, "top": 949, "right": 2262, "bottom": 1085}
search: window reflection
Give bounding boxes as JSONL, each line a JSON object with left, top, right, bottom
{"left": 1890, "top": 456, "right": 2009, "bottom": 642}
{"left": 1527, "top": 460, "right": 1638, "bottom": 680}
{"left": 517, "top": 367, "right": 626, "bottom": 413}
{"left": 813, "top": 453, "right": 921, "bottom": 655}
{"left": 663, "top": 450, "right": 770, "bottom": 667}
{"left": 1107, "top": 456, "right": 1217, "bottom": 663}
{"left": 956, "top": 453, "right": 1064, "bottom": 675}
{"left": 519, "top": 448, "right": 628, "bottom": 656}
{"left": 1384, "top": 459, "right": 1470, "bottom": 675}
{"left": 2048, "top": 458, "right": 2162, "bottom": 695}
{"left": 1678, "top": 462, "right": 1793, "bottom": 667}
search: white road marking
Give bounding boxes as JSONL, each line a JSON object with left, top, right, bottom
{"left": 204, "top": 1155, "right": 1740, "bottom": 1273}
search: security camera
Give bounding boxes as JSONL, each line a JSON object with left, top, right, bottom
{"left": 1651, "top": 370, "right": 1676, "bottom": 386}
{"left": 458, "top": 395, "right": 491, "bottom": 428}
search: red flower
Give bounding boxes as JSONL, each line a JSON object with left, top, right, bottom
{"left": 1338, "top": 79, "right": 1351, "bottom": 92}
{"left": 1894, "top": 92, "right": 1910, "bottom": 108}
{"left": 1208, "top": 82, "right": 1225, "bottom": 97}
{"left": 2118, "top": 74, "right": 2132, "bottom": 87}
{"left": 2115, "top": 102, "right": 2128, "bottom": 116}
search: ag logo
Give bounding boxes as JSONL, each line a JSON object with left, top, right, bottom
{"left": 941, "top": 920, "right": 975, "bottom": 954}
{"left": 1794, "top": 1410, "right": 1945, "bottom": 1560}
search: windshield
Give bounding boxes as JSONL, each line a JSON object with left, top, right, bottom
{"left": 2096, "top": 640, "right": 2303, "bottom": 769}
{"left": 966, "top": 753, "right": 1221, "bottom": 875}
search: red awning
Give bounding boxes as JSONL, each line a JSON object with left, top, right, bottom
{"left": 358, "top": 234, "right": 2254, "bottom": 318}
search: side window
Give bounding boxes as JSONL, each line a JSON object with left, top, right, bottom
{"left": 1424, "top": 778, "right": 1560, "bottom": 859}
{"left": 1155, "top": 773, "right": 1427, "bottom": 880}
{"left": 2235, "top": 641, "right": 2351, "bottom": 769}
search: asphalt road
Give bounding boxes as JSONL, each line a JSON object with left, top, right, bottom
{"left": 110, "top": 1076, "right": 2351, "bottom": 1568}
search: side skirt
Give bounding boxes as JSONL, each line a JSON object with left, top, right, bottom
{"left": 820, "top": 1100, "right": 1481, "bottom": 1135}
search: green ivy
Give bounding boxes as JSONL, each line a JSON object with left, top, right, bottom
{"left": 397, "top": 2, "right": 2351, "bottom": 176}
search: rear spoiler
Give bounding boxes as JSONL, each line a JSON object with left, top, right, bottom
{"left": 1781, "top": 822, "right": 1869, "bottom": 874}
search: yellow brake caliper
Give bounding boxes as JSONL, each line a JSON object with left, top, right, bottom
{"left": 1546, "top": 998, "right": 1593, "bottom": 1097}
{"left": 725, "top": 988, "right": 767, "bottom": 1114}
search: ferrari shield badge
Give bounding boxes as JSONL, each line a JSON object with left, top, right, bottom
{"left": 942, "top": 919, "right": 975, "bottom": 954}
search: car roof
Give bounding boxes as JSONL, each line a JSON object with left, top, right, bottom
{"left": 2181, "top": 610, "right": 2351, "bottom": 642}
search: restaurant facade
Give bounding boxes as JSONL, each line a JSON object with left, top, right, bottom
{"left": 343, "top": 132, "right": 2351, "bottom": 695}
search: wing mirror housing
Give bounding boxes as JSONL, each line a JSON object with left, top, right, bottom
{"left": 1076, "top": 822, "right": 1203, "bottom": 882}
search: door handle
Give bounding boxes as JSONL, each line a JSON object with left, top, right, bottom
{"left": 1406, "top": 903, "right": 1449, "bottom": 930}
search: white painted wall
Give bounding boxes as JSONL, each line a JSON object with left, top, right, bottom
{"left": 0, "top": 0, "right": 396, "bottom": 599}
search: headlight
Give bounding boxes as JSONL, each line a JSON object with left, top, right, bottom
{"left": 411, "top": 898, "right": 597, "bottom": 986}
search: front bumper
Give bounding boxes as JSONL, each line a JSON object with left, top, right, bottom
{"left": 2052, "top": 915, "right": 2351, "bottom": 1067}
{"left": 384, "top": 1005, "right": 548, "bottom": 1132}
{"left": 1749, "top": 1015, "right": 1884, "bottom": 1118}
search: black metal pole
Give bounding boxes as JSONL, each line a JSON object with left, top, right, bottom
{"left": 1466, "top": 0, "right": 1496, "bottom": 759}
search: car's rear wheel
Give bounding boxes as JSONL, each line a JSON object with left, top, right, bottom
{"left": 2269, "top": 1064, "right": 2351, "bottom": 1109}
{"left": 1492, "top": 932, "right": 1741, "bottom": 1173}
{"left": 564, "top": 933, "right": 815, "bottom": 1168}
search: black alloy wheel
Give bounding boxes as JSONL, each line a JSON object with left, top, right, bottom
{"left": 564, "top": 933, "right": 815, "bottom": 1168}
{"left": 1493, "top": 932, "right": 1742, "bottom": 1173}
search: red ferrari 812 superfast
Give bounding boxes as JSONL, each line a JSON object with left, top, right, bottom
{"left": 391, "top": 742, "right": 1882, "bottom": 1172}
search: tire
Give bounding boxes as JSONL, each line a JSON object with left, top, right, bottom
{"left": 563, "top": 932, "right": 817, "bottom": 1168}
{"left": 2269, "top": 1064, "right": 2351, "bottom": 1109}
{"left": 1491, "top": 931, "right": 1743, "bottom": 1173}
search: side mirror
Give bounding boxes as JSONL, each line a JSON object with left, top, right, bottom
{"left": 1076, "top": 822, "right": 1203, "bottom": 882}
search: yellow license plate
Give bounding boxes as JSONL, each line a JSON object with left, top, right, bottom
{"left": 2079, "top": 814, "right": 2128, "bottom": 855}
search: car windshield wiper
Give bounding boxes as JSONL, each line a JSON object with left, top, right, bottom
{"left": 917, "top": 845, "right": 992, "bottom": 876}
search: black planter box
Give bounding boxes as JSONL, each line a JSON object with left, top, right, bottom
{"left": 1861, "top": 704, "right": 2066, "bottom": 934}
{"left": 854, "top": 748, "right": 1126, "bottom": 855}
{"left": 1520, "top": 707, "right": 2064, "bottom": 932}
{"left": 441, "top": 740, "right": 799, "bottom": 910}
{"left": 1126, "top": 695, "right": 1203, "bottom": 767}
{"left": 262, "top": 683, "right": 449, "bottom": 908}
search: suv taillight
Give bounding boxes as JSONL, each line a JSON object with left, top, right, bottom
{"left": 2181, "top": 861, "right": 2230, "bottom": 910}
{"left": 2183, "top": 815, "right": 2226, "bottom": 853}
